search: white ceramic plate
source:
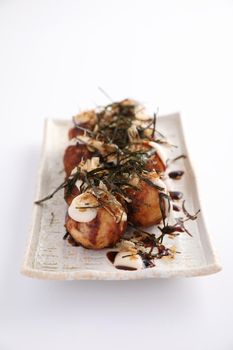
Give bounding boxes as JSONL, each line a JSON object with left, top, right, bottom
{"left": 21, "top": 114, "right": 221, "bottom": 280}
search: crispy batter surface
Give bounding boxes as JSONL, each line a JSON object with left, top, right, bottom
{"left": 65, "top": 207, "right": 127, "bottom": 249}
{"left": 63, "top": 144, "right": 91, "bottom": 176}
{"left": 127, "top": 180, "right": 163, "bottom": 227}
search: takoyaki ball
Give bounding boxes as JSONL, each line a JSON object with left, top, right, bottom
{"left": 65, "top": 192, "right": 127, "bottom": 249}
{"left": 131, "top": 141, "right": 166, "bottom": 173}
{"left": 126, "top": 173, "right": 167, "bottom": 227}
{"left": 68, "top": 127, "right": 86, "bottom": 140}
{"left": 63, "top": 144, "right": 91, "bottom": 177}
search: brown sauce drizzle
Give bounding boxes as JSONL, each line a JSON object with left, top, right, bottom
{"left": 169, "top": 191, "right": 183, "bottom": 200}
{"left": 173, "top": 204, "right": 181, "bottom": 211}
{"left": 168, "top": 170, "right": 184, "bottom": 180}
{"left": 115, "top": 265, "right": 137, "bottom": 271}
{"left": 106, "top": 251, "right": 118, "bottom": 264}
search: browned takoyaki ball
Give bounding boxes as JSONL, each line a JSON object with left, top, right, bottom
{"left": 126, "top": 175, "right": 164, "bottom": 227}
{"left": 131, "top": 142, "right": 166, "bottom": 173}
{"left": 65, "top": 192, "right": 127, "bottom": 249}
{"left": 63, "top": 144, "right": 92, "bottom": 177}
{"left": 68, "top": 127, "right": 86, "bottom": 140}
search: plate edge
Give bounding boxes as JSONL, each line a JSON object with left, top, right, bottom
{"left": 21, "top": 119, "right": 50, "bottom": 274}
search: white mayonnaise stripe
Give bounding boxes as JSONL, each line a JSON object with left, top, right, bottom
{"left": 68, "top": 193, "right": 98, "bottom": 223}
{"left": 114, "top": 251, "right": 144, "bottom": 270}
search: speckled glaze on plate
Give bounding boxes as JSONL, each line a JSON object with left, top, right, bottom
{"left": 21, "top": 114, "right": 221, "bottom": 280}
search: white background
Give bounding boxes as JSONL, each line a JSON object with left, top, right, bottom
{"left": 0, "top": 1, "right": 233, "bottom": 349}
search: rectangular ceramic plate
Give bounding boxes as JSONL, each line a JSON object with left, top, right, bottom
{"left": 21, "top": 114, "right": 221, "bottom": 280}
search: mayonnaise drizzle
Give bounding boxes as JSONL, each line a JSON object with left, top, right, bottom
{"left": 114, "top": 251, "right": 144, "bottom": 270}
{"left": 68, "top": 193, "right": 98, "bottom": 223}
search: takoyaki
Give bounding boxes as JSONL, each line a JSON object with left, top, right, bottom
{"left": 65, "top": 191, "right": 127, "bottom": 249}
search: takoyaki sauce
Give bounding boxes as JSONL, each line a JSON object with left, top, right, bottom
{"left": 168, "top": 170, "right": 184, "bottom": 180}
{"left": 169, "top": 191, "right": 183, "bottom": 200}
{"left": 173, "top": 204, "right": 181, "bottom": 211}
{"left": 106, "top": 251, "right": 118, "bottom": 264}
{"left": 115, "top": 265, "right": 137, "bottom": 271}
